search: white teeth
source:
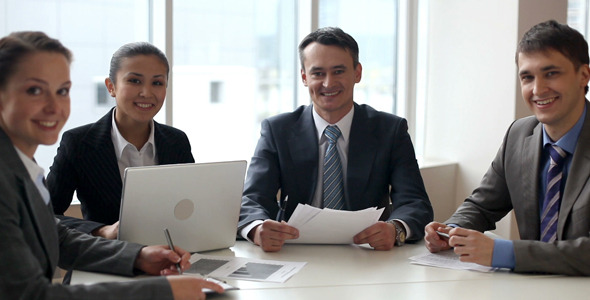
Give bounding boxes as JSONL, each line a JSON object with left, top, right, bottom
{"left": 136, "top": 103, "right": 153, "bottom": 108}
{"left": 323, "top": 91, "right": 339, "bottom": 96}
{"left": 39, "top": 121, "right": 56, "bottom": 127}
{"left": 535, "top": 97, "right": 556, "bottom": 105}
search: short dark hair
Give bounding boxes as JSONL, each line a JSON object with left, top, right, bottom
{"left": 109, "top": 42, "right": 169, "bottom": 84}
{"left": 0, "top": 31, "right": 72, "bottom": 89}
{"left": 298, "top": 27, "right": 359, "bottom": 70}
{"left": 517, "top": 20, "right": 589, "bottom": 93}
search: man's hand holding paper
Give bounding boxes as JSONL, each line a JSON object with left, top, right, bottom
{"left": 286, "top": 204, "right": 384, "bottom": 245}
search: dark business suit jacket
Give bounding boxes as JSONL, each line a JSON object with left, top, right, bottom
{"left": 0, "top": 127, "right": 173, "bottom": 300}
{"left": 48, "top": 108, "right": 194, "bottom": 233}
{"left": 239, "top": 103, "right": 433, "bottom": 241}
{"left": 447, "top": 102, "right": 590, "bottom": 275}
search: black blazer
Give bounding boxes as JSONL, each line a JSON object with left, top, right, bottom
{"left": 48, "top": 108, "right": 194, "bottom": 233}
{"left": 239, "top": 103, "right": 433, "bottom": 241}
{"left": 0, "top": 127, "right": 173, "bottom": 299}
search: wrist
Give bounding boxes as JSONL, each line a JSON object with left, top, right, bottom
{"left": 91, "top": 226, "right": 105, "bottom": 237}
{"left": 386, "top": 220, "right": 406, "bottom": 246}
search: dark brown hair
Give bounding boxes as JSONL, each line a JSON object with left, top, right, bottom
{"left": 0, "top": 31, "right": 72, "bottom": 89}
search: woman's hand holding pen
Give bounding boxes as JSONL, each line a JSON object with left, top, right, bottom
{"left": 134, "top": 245, "right": 225, "bottom": 299}
{"left": 134, "top": 245, "right": 191, "bottom": 276}
{"left": 249, "top": 220, "right": 299, "bottom": 252}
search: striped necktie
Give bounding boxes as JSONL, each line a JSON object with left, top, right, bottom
{"left": 323, "top": 125, "right": 344, "bottom": 210}
{"left": 540, "top": 144, "right": 567, "bottom": 243}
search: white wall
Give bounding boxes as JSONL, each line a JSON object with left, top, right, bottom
{"left": 423, "top": 0, "right": 567, "bottom": 238}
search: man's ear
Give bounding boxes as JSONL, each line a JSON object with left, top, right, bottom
{"left": 301, "top": 69, "right": 308, "bottom": 87}
{"left": 579, "top": 64, "right": 590, "bottom": 89}
{"left": 354, "top": 63, "right": 362, "bottom": 83}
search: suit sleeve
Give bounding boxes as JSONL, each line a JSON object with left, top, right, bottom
{"left": 387, "top": 118, "right": 433, "bottom": 241}
{"left": 238, "top": 119, "right": 282, "bottom": 231}
{"left": 176, "top": 131, "right": 195, "bottom": 163}
{"left": 444, "top": 141, "right": 514, "bottom": 231}
{"left": 0, "top": 178, "right": 173, "bottom": 300}
{"left": 513, "top": 237, "right": 590, "bottom": 275}
{"left": 47, "top": 131, "right": 107, "bottom": 234}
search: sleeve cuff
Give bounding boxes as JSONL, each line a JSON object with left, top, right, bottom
{"left": 393, "top": 219, "right": 411, "bottom": 239}
{"left": 491, "top": 238, "right": 515, "bottom": 269}
{"left": 240, "top": 220, "right": 264, "bottom": 242}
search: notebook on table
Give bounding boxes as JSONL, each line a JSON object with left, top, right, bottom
{"left": 117, "top": 161, "right": 247, "bottom": 253}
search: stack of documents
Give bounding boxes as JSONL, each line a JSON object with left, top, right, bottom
{"left": 286, "top": 204, "right": 384, "bottom": 244}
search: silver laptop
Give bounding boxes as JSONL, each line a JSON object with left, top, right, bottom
{"left": 118, "top": 161, "right": 247, "bottom": 252}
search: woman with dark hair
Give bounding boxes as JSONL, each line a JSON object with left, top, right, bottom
{"left": 0, "top": 31, "right": 222, "bottom": 300}
{"left": 47, "top": 42, "right": 195, "bottom": 239}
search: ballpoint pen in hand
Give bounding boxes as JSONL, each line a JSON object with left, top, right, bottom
{"left": 164, "top": 228, "right": 183, "bottom": 275}
{"left": 277, "top": 195, "right": 288, "bottom": 222}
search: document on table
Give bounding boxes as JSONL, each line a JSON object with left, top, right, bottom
{"left": 409, "top": 250, "right": 499, "bottom": 273}
{"left": 285, "top": 204, "right": 384, "bottom": 244}
{"left": 187, "top": 253, "right": 306, "bottom": 283}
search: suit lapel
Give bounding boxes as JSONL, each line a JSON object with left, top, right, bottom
{"left": 22, "top": 178, "right": 60, "bottom": 278}
{"left": 347, "top": 104, "right": 379, "bottom": 210}
{"left": 560, "top": 104, "right": 590, "bottom": 237}
{"left": 287, "top": 105, "right": 319, "bottom": 204}
{"left": 81, "top": 108, "right": 122, "bottom": 191}
{"left": 154, "top": 121, "right": 179, "bottom": 164}
{"left": 520, "top": 122, "right": 543, "bottom": 239}
{"left": 0, "top": 128, "right": 59, "bottom": 278}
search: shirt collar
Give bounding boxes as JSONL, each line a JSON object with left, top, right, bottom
{"left": 312, "top": 104, "right": 354, "bottom": 142}
{"left": 542, "top": 102, "right": 586, "bottom": 154}
{"left": 14, "top": 146, "right": 45, "bottom": 184}
{"left": 111, "top": 108, "right": 156, "bottom": 160}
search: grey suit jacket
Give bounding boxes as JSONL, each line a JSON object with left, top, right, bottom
{"left": 447, "top": 102, "right": 590, "bottom": 275}
{"left": 0, "top": 128, "right": 173, "bottom": 299}
{"left": 48, "top": 107, "right": 194, "bottom": 233}
{"left": 239, "top": 103, "right": 433, "bottom": 241}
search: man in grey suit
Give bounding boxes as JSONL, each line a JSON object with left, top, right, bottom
{"left": 425, "top": 20, "right": 590, "bottom": 276}
{"left": 239, "top": 27, "right": 433, "bottom": 252}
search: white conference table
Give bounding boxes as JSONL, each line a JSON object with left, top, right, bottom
{"left": 72, "top": 241, "right": 590, "bottom": 299}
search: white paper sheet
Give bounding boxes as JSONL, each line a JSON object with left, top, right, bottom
{"left": 286, "top": 204, "right": 384, "bottom": 244}
{"left": 188, "top": 253, "right": 307, "bottom": 283}
{"left": 409, "top": 250, "right": 499, "bottom": 273}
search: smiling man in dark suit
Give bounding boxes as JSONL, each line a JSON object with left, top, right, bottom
{"left": 239, "top": 27, "right": 433, "bottom": 252}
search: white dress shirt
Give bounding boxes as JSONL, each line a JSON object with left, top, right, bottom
{"left": 15, "top": 147, "right": 50, "bottom": 205}
{"left": 111, "top": 109, "right": 158, "bottom": 180}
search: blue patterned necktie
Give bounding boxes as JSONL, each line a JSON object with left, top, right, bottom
{"left": 323, "top": 125, "right": 344, "bottom": 210}
{"left": 540, "top": 144, "right": 567, "bottom": 243}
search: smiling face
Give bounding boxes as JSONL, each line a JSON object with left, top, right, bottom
{"left": 0, "top": 51, "right": 71, "bottom": 158}
{"left": 301, "top": 42, "right": 362, "bottom": 124}
{"left": 518, "top": 49, "right": 590, "bottom": 141}
{"left": 106, "top": 54, "right": 167, "bottom": 128}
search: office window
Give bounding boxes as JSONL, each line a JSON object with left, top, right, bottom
{"left": 568, "top": 0, "right": 590, "bottom": 36}
{"left": 2, "top": 0, "right": 409, "bottom": 167}
{"left": 0, "top": 0, "right": 150, "bottom": 171}
{"left": 318, "top": 0, "right": 399, "bottom": 115}
{"left": 172, "top": 0, "right": 297, "bottom": 162}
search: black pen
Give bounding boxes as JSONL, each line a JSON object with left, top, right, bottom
{"left": 164, "top": 228, "right": 183, "bottom": 275}
{"left": 277, "top": 195, "right": 288, "bottom": 222}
